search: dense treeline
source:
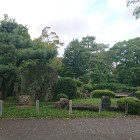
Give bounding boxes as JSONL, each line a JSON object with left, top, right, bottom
{"left": 61, "top": 37, "right": 140, "bottom": 86}
{"left": 0, "top": 15, "right": 140, "bottom": 100}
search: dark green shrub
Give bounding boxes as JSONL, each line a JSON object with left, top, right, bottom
{"left": 83, "top": 84, "right": 93, "bottom": 92}
{"left": 54, "top": 77, "right": 77, "bottom": 100}
{"left": 93, "top": 83, "right": 138, "bottom": 92}
{"left": 92, "top": 90, "right": 115, "bottom": 98}
{"left": 56, "top": 93, "right": 68, "bottom": 100}
{"left": 73, "top": 79, "right": 84, "bottom": 87}
{"left": 133, "top": 91, "right": 140, "bottom": 99}
{"left": 117, "top": 97, "right": 140, "bottom": 114}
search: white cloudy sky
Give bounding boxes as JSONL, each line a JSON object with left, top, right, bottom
{"left": 0, "top": 0, "right": 140, "bottom": 55}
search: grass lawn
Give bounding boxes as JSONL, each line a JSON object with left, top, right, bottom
{"left": 73, "top": 98, "right": 118, "bottom": 107}
{"left": 0, "top": 98, "right": 124, "bottom": 119}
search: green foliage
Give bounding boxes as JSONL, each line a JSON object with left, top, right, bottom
{"left": 133, "top": 90, "right": 140, "bottom": 99}
{"left": 73, "top": 79, "right": 84, "bottom": 87}
{"left": 92, "top": 90, "right": 115, "bottom": 98}
{"left": 50, "top": 57, "right": 63, "bottom": 72}
{"left": 75, "top": 90, "right": 81, "bottom": 98}
{"left": 56, "top": 93, "right": 68, "bottom": 100}
{"left": 93, "top": 83, "right": 138, "bottom": 92}
{"left": 117, "top": 97, "right": 140, "bottom": 114}
{"left": 63, "top": 39, "right": 86, "bottom": 78}
{"left": 109, "top": 37, "right": 140, "bottom": 86}
{"left": 83, "top": 84, "right": 93, "bottom": 92}
{"left": 127, "top": 0, "right": 140, "bottom": 19}
{"left": 54, "top": 77, "right": 77, "bottom": 99}
{"left": 0, "top": 15, "right": 61, "bottom": 99}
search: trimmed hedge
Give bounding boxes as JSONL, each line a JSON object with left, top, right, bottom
{"left": 54, "top": 77, "right": 77, "bottom": 100}
{"left": 133, "top": 91, "right": 140, "bottom": 99}
{"left": 56, "top": 93, "right": 68, "bottom": 100}
{"left": 92, "top": 83, "right": 138, "bottom": 92}
{"left": 117, "top": 97, "right": 140, "bottom": 114}
{"left": 92, "top": 90, "right": 115, "bottom": 98}
{"left": 83, "top": 84, "right": 93, "bottom": 92}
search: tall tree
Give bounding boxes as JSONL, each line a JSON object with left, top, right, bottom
{"left": 63, "top": 39, "right": 86, "bottom": 79}
{"left": 0, "top": 15, "right": 62, "bottom": 99}
{"left": 109, "top": 37, "right": 140, "bottom": 86}
{"left": 0, "top": 15, "right": 32, "bottom": 98}
{"left": 63, "top": 36, "right": 110, "bottom": 84}
{"left": 127, "top": 0, "right": 140, "bottom": 19}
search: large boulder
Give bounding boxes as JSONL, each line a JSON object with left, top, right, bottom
{"left": 20, "top": 65, "right": 58, "bottom": 100}
{"left": 55, "top": 98, "right": 69, "bottom": 109}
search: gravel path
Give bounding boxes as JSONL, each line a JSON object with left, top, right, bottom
{"left": 0, "top": 118, "right": 140, "bottom": 140}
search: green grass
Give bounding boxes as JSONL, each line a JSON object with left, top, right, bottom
{"left": 0, "top": 99, "right": 123, "bottom": 119}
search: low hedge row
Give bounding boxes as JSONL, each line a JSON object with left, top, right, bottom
{"left": 92, "top": 83, "right": 138, "bottom": 92}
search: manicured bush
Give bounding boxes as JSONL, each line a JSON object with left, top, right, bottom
{"left": 73, "top": 79, "right": 84, "bottom": 87}
{"left": 117, "top": 97, "right": 140, "bottom": 114}
{"left": 133, "top": 91, "right": 140, "bottom": 99}
{"left": 56, "top": 93, "right": 68, "bottom": 100}
{"left": 92, "top": 90, "right": 115, "bottom": 98}
{"left": 92, "top": 83, "right": 138, "bottom": 92}
{"left": 54, "top": 77, "right": 77, "bottom": 100}
{"left": 83, "top": 84, "right": 93, "bottom": 92}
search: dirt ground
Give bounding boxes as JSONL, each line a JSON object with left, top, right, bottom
{"left": 0, "top": 117, "right": 140, "bottom": 140}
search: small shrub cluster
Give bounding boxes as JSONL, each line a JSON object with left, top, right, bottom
{"left": 75, "top": 90, "right": 81, "bottom": 98}
{"left": 83, "top": 84, "right": 93, "bottom": 92}
{"left": 92, "top": 90, "right": 115, "bottom": 98}
{"left": 92, "top": 83, "right": 138, "bottom": 92}
{"left": 54, "top": 77, "right": 77, "bottom": 100}
{"left": 117, "top": 97, "right": 140, "bottom": 114}
{"left": 73, "top": 80, "right": 84, "bottom": 87}
{"left": 133, "top": 91, "right": 140, "bottom": 99}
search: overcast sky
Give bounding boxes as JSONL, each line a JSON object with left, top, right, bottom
{"left": 0, "top": 0, "right": 140, "bottom": 55}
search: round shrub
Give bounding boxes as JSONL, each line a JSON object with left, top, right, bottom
{"left": 56, "top": 93, "right": 68, "bottom": 100}
{"left": 54, "top": 77, "right": 77, "bottom": 100}
{"left": 117, "top": 97, "right": 140, "bottom": 114}
{"left": 73, "top": 80, "right": 84, "bottom": 87}
{"left": 83, "top": 84, "right": 93, "bottom": 92}
{"left": 133, "top": 91, "right": 140, "bottom": 99}
{"left": 92, "top": 90, "right": 115, "bottom": 98}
